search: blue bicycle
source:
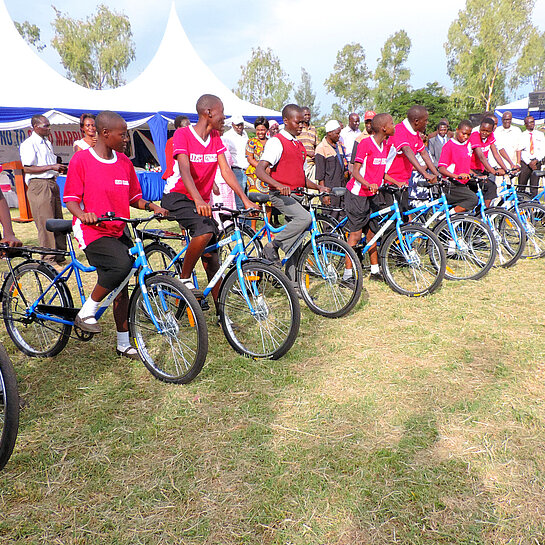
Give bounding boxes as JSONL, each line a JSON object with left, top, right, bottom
{"left": 0, "top": 215, "right": 208, "bottom": 384}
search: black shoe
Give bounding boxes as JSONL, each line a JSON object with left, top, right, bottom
{"left": 369, "top": 272, "right": 384, "bottom": 282}
{"left": 340, "top": 276, "right": 356, "bottom": 288}
{"left": 263, "top": 243, "right": 281, "bottom": 267}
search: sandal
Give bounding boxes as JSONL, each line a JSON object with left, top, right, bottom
{"left": 74, "top": 314, "right": 101, "bottom": 333}
{"left": 116, "top": 346, "right": 140, "bottom": 361}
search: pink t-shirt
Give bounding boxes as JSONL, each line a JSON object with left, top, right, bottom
{"left": 386, "top": 119, "right": 425, "bottom": 184}
{"left": 164, "top": 125, "right": 227, "bottom": 201}
{"left": 469, "top": 131, "right": 495, "bottom": 171}
{"left": 63, "top": 149, "right": 142, "bottom": 249}
{"left": 438, "top": 139, "right": 472, "bottom": 182}
{"left": 347, "top": 137, "right": 391, "bottom": 197}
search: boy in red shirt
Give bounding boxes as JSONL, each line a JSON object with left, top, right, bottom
{"left": 64, "top": 111, "right": 168, "bottom": 359}
{"left": 345, "top": 113, "right": 395, "bottom": 281}
{"left": 161, "top": 94, "right": 257, "bottom": 312}
{"left": 437, "top": 119, "right": 479, "bottom": 212}
{"left": 469, "top": 117, "right": 509, "bottom": 206}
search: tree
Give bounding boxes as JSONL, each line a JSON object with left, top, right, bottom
{"left": 324, "top": 43, "right": 371, "bottom": 120}
{"left": 294, "top": 68, "right": 320, "bottom": 116}
{"left": 373, "top": 30, "right": 412, "bottom": 111}
{"left": 445, "top": 0, "right": 536, "bottom": 112}
{"left": 15, "top": 21, "right": 46, "bottom": 51}
{"left": 234, "top": 47, "right": 292, "bottom": 111}
{"left": 51, "top": 4, "right": 135, "bottom": 89}
{"left": 516, "top": 29, "right": 545, "bottom": 91}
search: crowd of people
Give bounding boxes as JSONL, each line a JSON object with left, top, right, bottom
{"left": 0, "top": 95, "right": 544, "bottom": 358}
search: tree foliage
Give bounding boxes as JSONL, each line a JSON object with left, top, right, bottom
{"left": 516, "top": 29, "right": 545, "bottom": 91}
{"left": 51, "top": 4, "right": 135, "bottom": 90}
{"left": 445, "top": 0, "right": 535, "bottom": 112}
{"left": 294, "top": 67, "right": 320, "bottom": 116}
{"left": 373, "top": 30, "right": 411, "bottom": 111}
{"left": 15, "top": 21, "right": 46, "bottom": 51}
{"left": 234, "top": 47, "right": 292, "bottom": 111}
{"left": 324, "top": 43, "right": 371, "bottom": 119}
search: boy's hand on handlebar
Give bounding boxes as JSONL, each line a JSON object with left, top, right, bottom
{"left": 317, "top": 184, "right": 330, "bottom": 193}
{"left": 424, "top": 172, "right": 437, "bottom": 183}
{"left": 0, "top": 234, "right": 22, "bottom": 248}
{"left": 80, "top": 212, "right": 99, "bottom": 225}
{"left": 457, "top": 173, "right": 470, "bottom": 181}
{"left": 242, "top": 195, "right": 260, "bottom": 211}
{"left": 276, "top": 184, "right": 291, "bottom": 196}
{"left": 368, "top": 183, "right": 379, "bottom": 194}
{"left": 153, "top": 206, "right": 170, "bottom": 218}
{"left": 495, "top": 168, "right": 506, "bottom": 176}
{"left": 195, "top": 197, "right": 212, "bottom": 217}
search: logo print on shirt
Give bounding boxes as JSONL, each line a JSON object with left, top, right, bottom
{"left": 114, "top": 179, "right": 129, "bottom": 186}
{"left": 373, "top": 158, "right": 387, "bottom": 165}
{"left": 190, "top": 153, "right": 218, "bottom": 163}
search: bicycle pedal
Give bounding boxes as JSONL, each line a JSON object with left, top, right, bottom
{"left": 199, "top": 298, "right": 210, "bottom": 311}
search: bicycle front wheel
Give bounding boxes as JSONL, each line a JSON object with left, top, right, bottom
{"left": 144, "top": 241, "right": 182, "bottom": 275}
{"left": 0, "top": 343, "right": 19, "bottom": 470}
{"left": 380, "top": 224, "right": 446, "bottom": 296}
{"left": 129, "top": 274, "right": 208, "bottom": 384}
{"left": 217, "top": 223, "right": 263, "bottom": 263}
{"left": 483, "top": 207, "right": 526, "bottom": 268}
{"left": 218, "top": 261, "right": 300, "bottom": 359}
{"left": 297, "top": 235, "right": 363, "bottom": 318}
{"left": 518, "top": 202, "right": 545, "bottom": 259}
{"left": 1, "top": 261, "right": 72, "bottom": 357}
{"left": 434, "top": 215, "right": 496, "bottom": 281}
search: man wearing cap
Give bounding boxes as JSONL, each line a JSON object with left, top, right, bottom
{"left": 340, "top": 113, "right": 361, "bottom": 163}
{"left": 222, "top": 115, "right": 249, "bottom": 209}
{"left": 268, "top": 119, "right": 280, "bottom": 138}
{"left": 348, "top": 111, "right": 376, "bottom": 174}
{"left": 315, "top": 120, "right": 348, "bottom": 219}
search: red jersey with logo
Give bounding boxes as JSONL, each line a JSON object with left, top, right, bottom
{"left": 438, "top": 139, "right": 472, "bottom": 183}
{"left": 270, "top": 133, "right": 307, "bottom": 189}
{"left": 63, "top": 149, "right": 142, "bottom": 249}
{"left": 469, "top": 131, "right": 495, "bottom": 171}
{"left": 386, "top": 120, "right": 425, "bottom": 184}
{"left": 164, "top": 126, "right": 226, "bottom": 201}
{"left": 347, "top": 137, "right": 391, "bottom": 196}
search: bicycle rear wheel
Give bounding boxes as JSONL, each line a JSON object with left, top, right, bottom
{"left": 218, "top": 261, "right": 300, "bottom": 359}
{"left": 296, "top": 235, "right": 363, "bottom": 318}
{"left": 129, "top": 274, "right": 208, "bottom": 384}
{"left": 518, "top": 201, "right": 545, "bottom": 259}
{"left": 483, "top": 207, "right": 526, "bottom": 268}
{"left": 0, "top": 343, "right": 19, "bottom": 470}
{"left": 433, "top": 215, "right": 496, "bottom": 280}
{"left": 1, "top": 261, "right": 72, "bottom": 357}
{"left": 380, "top": 224, "right": 446, "bottom": 296}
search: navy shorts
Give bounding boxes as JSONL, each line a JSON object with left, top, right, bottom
{"left": 161, "top": 192, "right": 218, "bottom": 240}
{"left": 345, "top": 191, "right": 393, "bottom": 233}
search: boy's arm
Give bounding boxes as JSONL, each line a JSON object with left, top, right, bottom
{"left": 490, "top": 144, "right": 508, "bottom": 174}
{"left": 0, "top": 193, "right": 21, "bottom": 247}
{"left": 255, "top": 159, "right": 290, "bottom": 195}
{"left": 217, "top": 154, "right": 258, "bottom": 210}
{"left": 66, "top": 201, "right": 98, "bottom": 225}
{"left": 352, "top": 161, "right": 379, "bottom": 194}
{"left": 130, "top": 199, "right": 169, "bottom": 217}
{"left": 498, "top": 147, "right": 516, "bottom": 170}
{"left": 399, "top": 145, "right": 435, "bottom": 181}
{"left": 419, "top": 147, "right": 439, "bottom": 177}
{"left": 177, "top": 154, "right": 212, "bottom": 217}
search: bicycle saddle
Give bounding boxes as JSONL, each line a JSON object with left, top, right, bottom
{"left": 46, "top": 219, "right": 73, "bottom": 234}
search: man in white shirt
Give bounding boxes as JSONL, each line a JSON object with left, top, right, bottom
{"left": 19, "top": 115, "right": 67, "bottom": 266}
{"left": 340, "top": 113, "right": 361, "bottom": 162}
{"left": 222, "top": 115, "right": 249, "bottom": 209}
{"left": 494, "top": 111, "right": 522, "bottom": 166}
{"left": 517, "top": 115, "right": 545, "bottom": 197}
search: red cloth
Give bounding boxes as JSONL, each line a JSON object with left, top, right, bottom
{"left": 387, "top": 121, "right": 425, "bottom": 184}
{"left": 162, "top": 136, "right": 175, "bottom": 180}
{"left": 63, "top": 149, "right": 142, "bottom": 249}
{"left": 438, "top": 139, "right": 472, "bottom": 181}
{"left": 270, "top": 133, "right": 307, "bottom": 189}
{"left": 469, "top": 131, "right": 495, "bottom": 171}
{"left": 165, "top": 126, "right": 226, "bottom": 201}
{"left": 347, "top": 137, "right": 391, "bottom": 196}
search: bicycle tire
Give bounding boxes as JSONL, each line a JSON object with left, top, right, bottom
{"left": 218, "top": 261, "right": 300, "bottom": 359}
{"left": 1, "top": 261, "right": 72, "bottom": 357}
{"left": 315, "top": 214, "right": 339, "bottom": 235}
{"left": 380, "top": 224, "right": 446, "bottom": 296}
{"left": 129, "top": 274, "right": 208, "bottom": 384}
{"left": 517, "top": 201, "right": 545, "bottom": 259}
{"left": 296, "top": 234, "right": 363, "bottom": 318}
{"left": 482, "top": 207, "right": 526, "bottom": 268}
{"left": 433, "top": 215, "right": 496, "bottom": 281}
{"left": 0, "top": 343, "right": 19, "bottom": 470}
{"left": 218, "top": 223, "right": 263, "bottom": 262}
{"left": 144, "top": 241, "right": 183, "bottom": 275}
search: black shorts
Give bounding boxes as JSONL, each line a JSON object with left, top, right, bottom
{"left": 446, "top": 182, "right": 479, "bottom": 210}
{"left": 161, "top": 192, "right": 219, "bottom": 240}
{"left": 345, "top": 191, "right": 393, "bottom": 233}
{"left": 84, "top": 233, "right": 134, "bottom": 291}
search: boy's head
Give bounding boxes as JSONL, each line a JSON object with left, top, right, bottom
{"left": 479, "top": 117, "right": 495, "bottom": 140}
{"left": 301, "top": 107, "right": 311, "bottom": 125}
{"left": 174, "top": 115, "right": 190, "bottom": 129}
{"left": 455, "top": 120, "right": 473, "bottom": 143}
{"left": 407, "top": 105, "right": 429, "bottom": 133}
{"left": 196, "top": 94, "right": 225, "bottom": 131}
{"left": 282, "top": 104, "right": 304, "bottom": 137}
{"left": 371, "top": 113, "right": 395, "bottom": 138}
{"left": 95, "top": 111, "right": 128, "bottom": 153}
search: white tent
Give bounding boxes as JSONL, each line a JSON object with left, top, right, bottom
{"left": 495, "top": 97, "right": 544, "bottom": 125}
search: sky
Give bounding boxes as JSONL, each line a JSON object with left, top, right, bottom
{"left": 4, "top": 0, "right": 545, "bottom": 116}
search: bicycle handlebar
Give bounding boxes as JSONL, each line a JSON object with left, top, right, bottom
{"left": 97, "top": 213, "right": 165, "bottom": 224}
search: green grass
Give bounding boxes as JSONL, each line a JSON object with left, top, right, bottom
{"left": 1, "top": 210, "right": 545, "bottom": 544}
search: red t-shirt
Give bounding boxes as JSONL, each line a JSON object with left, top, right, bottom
{"left": 469, "top": 131, "right": 495, "bottom": 171}
{"left": 438, "top": 139, "right": 472, "bottom": 182}
{"left": 63, "top": 149, "right": 142, "bottom": 249}
{"left": 164, "top": 126, "right": 226, "bottom": 201}
{"left": 347, "top": 137, "right": 391, "bottom": 196}
{"left": 386, "top": 120, "right": 425, "bottom": 184}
